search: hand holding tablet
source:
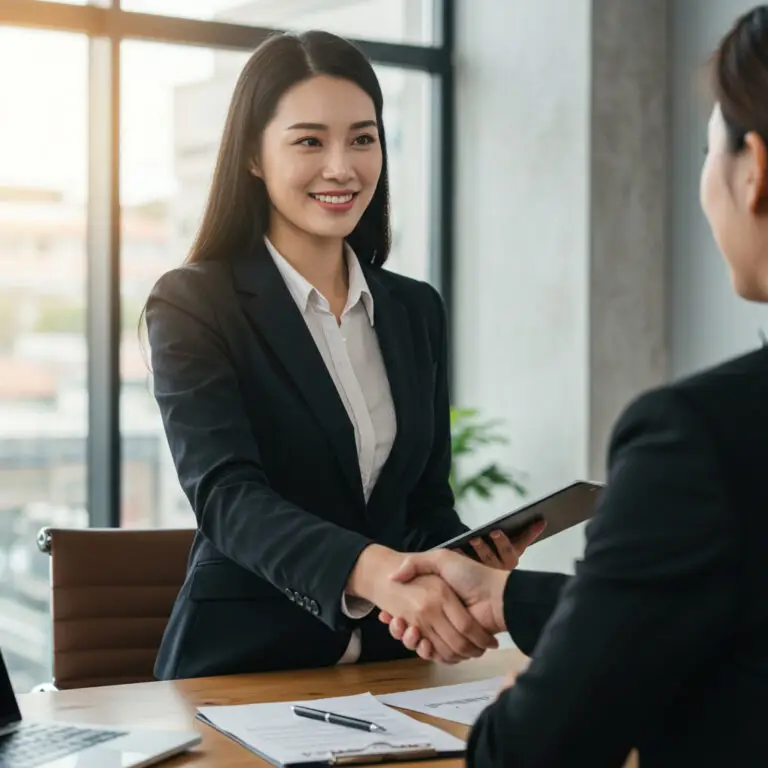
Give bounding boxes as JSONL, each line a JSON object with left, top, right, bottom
{"left": 436, "top": 481, "right": 603, "bottom": 562}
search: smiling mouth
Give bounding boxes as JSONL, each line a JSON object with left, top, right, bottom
{"left": 308, "top": 192, "right": 357, "bottom": 204}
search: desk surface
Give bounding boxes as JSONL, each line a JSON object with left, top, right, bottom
{"left": 17, "top": 649, "right": 528, "bottom": 767}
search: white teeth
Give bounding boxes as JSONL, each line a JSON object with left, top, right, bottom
{"left": 312, "top": 193, "right": 354, "bottom": 204}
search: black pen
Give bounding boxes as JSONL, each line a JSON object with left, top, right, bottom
{"left": 291, "top": 705, "right": 387, "bottom": 733}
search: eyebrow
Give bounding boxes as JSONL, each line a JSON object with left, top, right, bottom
{"left": 285, "top": 120, "right": 378, "bottom": 131}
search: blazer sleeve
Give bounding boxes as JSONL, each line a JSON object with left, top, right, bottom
{"left": 402, "top": 283, "right": 469, "bottom": 552}
{"left": 468, "top": 387, "right": 741, "bottom": 768}
{"left": 146, "top": 268, "right": 374, "bottom": 633}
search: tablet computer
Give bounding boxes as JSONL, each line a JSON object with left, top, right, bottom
{"left": 434, "top": 480, "right": 603, "bottom": 558}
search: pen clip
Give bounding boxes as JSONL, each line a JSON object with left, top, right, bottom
{"left": 327, "top": 742, "right": 436, "bottom": 765}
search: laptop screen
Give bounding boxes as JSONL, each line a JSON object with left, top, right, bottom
{"left": 0, "top": 650, "right": 22, "bottom": 730}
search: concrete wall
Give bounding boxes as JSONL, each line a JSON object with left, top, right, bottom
{"left": 453, "top": 0, "right": 669, "bottom": 575}
{"left": 671, "top": 0, "right": 768, "bottom": 377}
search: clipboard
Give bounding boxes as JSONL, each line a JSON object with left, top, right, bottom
{"left": 195, "top": 693, "right": 466, "bottom": 767}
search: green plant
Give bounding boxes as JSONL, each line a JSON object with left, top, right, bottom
{"left": 450, "top": 407, "right": 526, "bottom": 503}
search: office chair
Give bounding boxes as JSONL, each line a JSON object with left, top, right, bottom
{"left": 36, "top": 526, "right": 194, "bottom": 690}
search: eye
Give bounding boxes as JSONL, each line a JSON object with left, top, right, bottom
{"left": 296, "top": 137, "right": 321, "bottom": 147}
{"left": 353, "top": 134, "right": 377, "bottom": 146}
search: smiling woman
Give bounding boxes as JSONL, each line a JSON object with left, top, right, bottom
{"left": 141, "top": 30, "right": 521, "bottom": 682}
{"left": 184, "top": 32, "right": 391, "bottom": 272}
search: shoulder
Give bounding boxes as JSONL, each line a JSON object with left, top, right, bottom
{"left": 149, "top": 261, "right": 233, "bottom": 308}
{"left": 372, "top": 268, "right": 445, "bottom": 325}
{"left": 145, "top": 262, "right": 237, "bottom": 343}
{"left": 611, "top": 347, "right": 768, "bottom": 463}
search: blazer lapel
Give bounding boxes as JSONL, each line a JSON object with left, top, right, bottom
{"left": 364, "top": 269, "right": 419, "bottom": 504}
{"left": 231, "top": 242, "right": 364, "bottom": 504}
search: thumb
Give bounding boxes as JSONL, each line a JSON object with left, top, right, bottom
{"left": 390, "top": 554, "right": 438, "bottom": 583}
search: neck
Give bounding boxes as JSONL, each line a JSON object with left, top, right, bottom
{"left": 267, "top": 219, "right": 348, "bottom": 301}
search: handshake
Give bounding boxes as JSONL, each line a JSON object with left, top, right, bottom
{"left": 347, "top": 521, "right": 545, "bottom": 665}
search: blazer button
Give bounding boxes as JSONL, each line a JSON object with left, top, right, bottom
{"left": 302, "top": 596, "right": 311, "bottom": 610}
{"left": 285, "top": 588, "right": 295, "bottom": 602}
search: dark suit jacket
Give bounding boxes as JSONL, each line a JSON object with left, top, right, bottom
{"left": 469, "top": 347, "right": 768, "bottom": 767}
{"left": 146, "top": 241, "right": 469, "bottom": 679}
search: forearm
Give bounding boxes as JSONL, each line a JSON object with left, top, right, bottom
{"left": 196, "top": 472, "right": 373, "bottom": 631}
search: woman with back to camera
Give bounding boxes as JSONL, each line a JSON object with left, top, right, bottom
{"left": 380, "top": 6, "right": 768, "bottom": 766}
{"left": 145, "top": 30, "right": 536, "bottom": 680}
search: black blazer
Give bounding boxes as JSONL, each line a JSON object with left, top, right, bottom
{"left": 469, "top": 347, "right": 768, "bottom": 767}
{"left": 146, "top": 241, "right": 469, "bottom": 680}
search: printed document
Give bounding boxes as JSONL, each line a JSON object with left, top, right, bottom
{"left": 197, "top": 692, "right": 464, "bottom": 766}
{"left": 376, "top": 677, "right": 504, "bottom": 725}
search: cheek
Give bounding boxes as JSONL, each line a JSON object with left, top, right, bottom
{"left": 263, "top": 158, "right": 317, "bottom": 209}
{"left": 700, "top": 156, "right": 731, "bottom": 241}
{"left": 357, "top": 150, "right": 383, "bottom": 194}
{"left": 700, "top": 156, "right": 717, "bottom": 221}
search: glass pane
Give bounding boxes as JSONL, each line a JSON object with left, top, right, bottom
{"left": 0, "top": 28, "right": 88, "bottom": 693}
{"left": 374, "top": 65, "right": 432, "bottom": 282}
{"left": 120, "top": 42, "right": 251, "bottom": 530}
{"left": 120, "top": 44, "right": 434, "bottom": 529}
{"left": 121, "top": 0, "right": 436, "bottom": 45}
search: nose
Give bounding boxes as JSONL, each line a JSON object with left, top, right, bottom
{"left": 322, "top": 144, "right": 353, "bottom": 183}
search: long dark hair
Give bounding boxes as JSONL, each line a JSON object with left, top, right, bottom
{"left": 187, "top": 29, "right": 391, "bottom": 267}
{"left": 711, "top": 5, "right": 768, "bottom": 153}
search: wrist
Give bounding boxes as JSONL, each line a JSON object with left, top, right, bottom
{"left": 346, "top": 544, "right": 403, "bottom": 603}
{"left": 489, "top": 570, "right": 510, "bottom": 634}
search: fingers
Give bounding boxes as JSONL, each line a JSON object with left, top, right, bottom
{"left": 442, "top": 591, "right": 498, "bottom": 653}
{"left": 416, "top": 638, "right": 436, "bottom": 661}
{"left": 378, "top": 611, "right": 393, "bottom": 624}
{"left": 489, "top": 530, "right": 521, "bottom": 569}
{"left": 389, "top": 617, "right": 408, "bottom": 641}
{"left": 429, "top": 589, "right": 495, "bottom": 661}
{"left": 390, "top": 553, "right": 440, "bottom": 584}
{"left": 418, "top": 616, "right": 463, "bottom": 664}
{"left": 401, "top": 625, "right": 421, "bottom": 649}
{"left": 469, "top": 537, "right": 502, "bottom": 568}
{"left": 510, "top": 520, "right": 547, "bottom": 552}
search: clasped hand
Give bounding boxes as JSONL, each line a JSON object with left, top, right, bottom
{"left": 379, "top": 523, "right": 545, "bottom": 663}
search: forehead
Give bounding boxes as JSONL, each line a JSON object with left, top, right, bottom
{"left": 271, "top": 75, "right": 376, "bottom": 125}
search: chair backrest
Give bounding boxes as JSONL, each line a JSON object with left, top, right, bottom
{"left": 37, "top": 527, "right": 194, "bottom": 689}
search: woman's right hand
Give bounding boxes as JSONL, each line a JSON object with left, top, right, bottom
{"left": 346, "top": 544, "right": 498, "bottom": 664}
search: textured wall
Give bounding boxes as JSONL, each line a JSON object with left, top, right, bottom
{"left": 454, "top": 0, "right": 669, "bottom": 574}
{"left": 589, "top": 0, "right": 669, "bottom": 477}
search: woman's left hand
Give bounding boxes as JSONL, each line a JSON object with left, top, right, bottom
{"left": 467, "top": 520, "right": 546, "bottom": 570}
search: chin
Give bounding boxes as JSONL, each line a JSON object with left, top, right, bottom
{"left": 732, "top": 273, "right": 768, "bottom": 303}
{"left": 305, "top": 217, "right": 361, "bottom": 240}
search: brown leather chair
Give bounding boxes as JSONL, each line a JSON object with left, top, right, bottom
{"left": 36, "top": 527, "right": 194, "bottom": 690}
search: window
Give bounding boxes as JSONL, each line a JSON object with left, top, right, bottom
{"left": 120, "top": 42, "right": 250, "bottom": 529}
{"left": 0, "top": 0, "right": 452, "bottom": 689}
{"left": 0, "top": 27, "right": 88, "bottom": 693}
{"left": 121, "top": 0, "right": 437, "bottom": 45}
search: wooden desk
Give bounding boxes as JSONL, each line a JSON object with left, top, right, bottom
{"left": 18, "top": 649, "right": 638, "bottom": 767}
{"left": 17, "top": 649, "right": 528, "bottom": 767}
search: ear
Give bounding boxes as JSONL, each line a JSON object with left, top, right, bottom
{"left": 744, "top": 131, "right": 768, "bottom": 211}
{"left": 249, "top": 158, "right": 263, "bottom": 179}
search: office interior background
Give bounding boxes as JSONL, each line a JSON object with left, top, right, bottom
{"left": 0, "top": 0, "right": 762, "bottom": 692}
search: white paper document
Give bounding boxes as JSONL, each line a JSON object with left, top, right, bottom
{"left": 376, "top": 677, "right": 504, "bottom": 726}
{"left": 197, "top": 692, "right": 465, "bottom": 766}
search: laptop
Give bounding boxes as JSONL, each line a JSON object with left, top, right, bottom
{"left": 0, "top": 648, "right": 201, "bottom": 767}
